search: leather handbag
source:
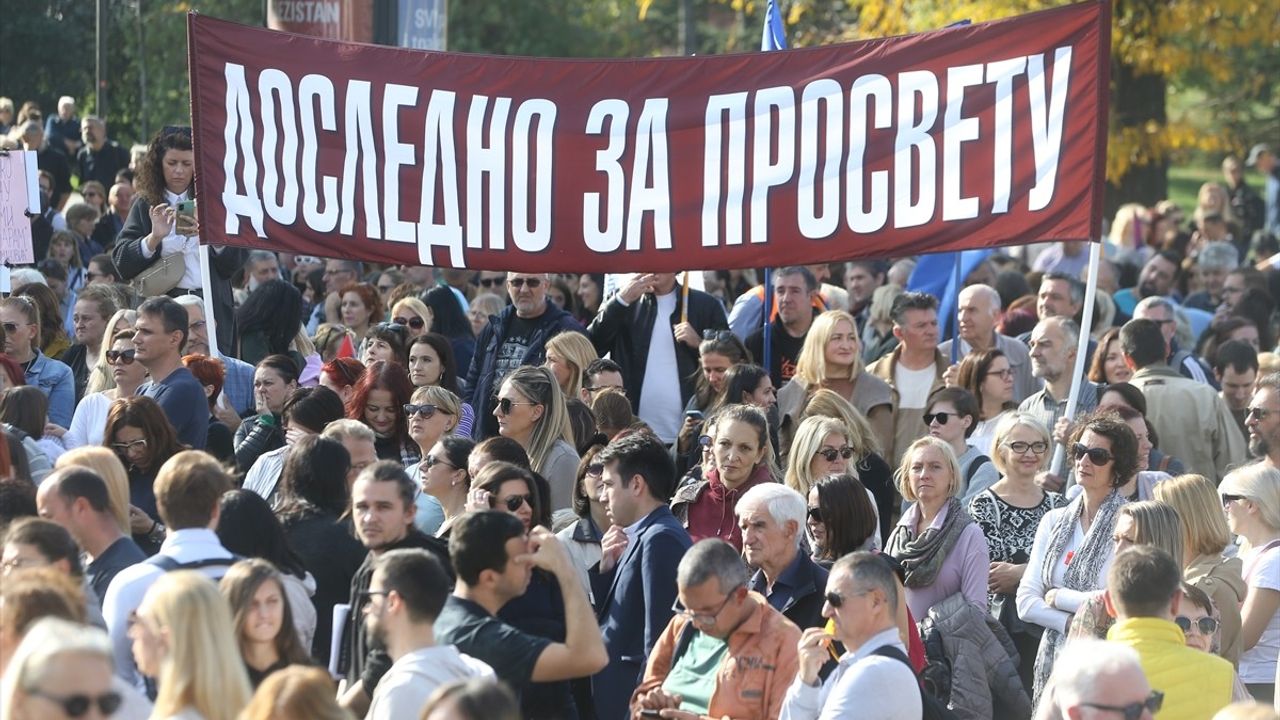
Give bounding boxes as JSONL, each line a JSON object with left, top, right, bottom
{"left": 130, "top": 251, "right": 186, "bottom": 297}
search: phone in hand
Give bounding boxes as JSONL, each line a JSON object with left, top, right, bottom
{"left": 684, "top": 409, "right": 704, "bottom": 421}
{"left": 176, "top": 199, "right": 197, "bottom": 217}
{"left": 639, "top": 711, "right": 663, "bottom": 719}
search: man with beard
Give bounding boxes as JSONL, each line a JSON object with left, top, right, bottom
{"left": 362, "top": 549, "right": 493, "bottom": 720}
{"left": 1245, "top": 373, "right": 1280, "bottom": 469}
{"left": 338, "top": 461, "right": 451, "bottom": 716}
{"left": 746, "top": 267, "right": 819, "bottom": 389}
{"left": 1115, "top": 250, "right": 1182, "bottom": 318}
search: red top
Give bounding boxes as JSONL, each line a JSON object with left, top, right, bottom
{"left": 685, "top": 464, "right": 773, "bottom": 551}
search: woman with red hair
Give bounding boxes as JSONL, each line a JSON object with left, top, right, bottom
{"left": 183, "top": 354, "right": 234, "bottom": 464}
{"left": 0, "top": 355, "right": 25, "bottom": 392}
{"left": 318, "top": 357, "right": 365, "bottom": 406}
{"left": 338, "top": 282, "right": 383, "bottom": 350}
{"left": 345, "top": 360, "right": 418, "bottom": 465}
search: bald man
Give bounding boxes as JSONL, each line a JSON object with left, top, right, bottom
{"left": 938, "top": 284, "right": 1039, "bottom": 402}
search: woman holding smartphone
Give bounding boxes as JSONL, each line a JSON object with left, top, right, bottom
{"left": 112, "top": 125, "right": 247, "bottom": 353}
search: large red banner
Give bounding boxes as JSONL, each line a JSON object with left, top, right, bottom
{"left": 187, "top": 2, "right": 1110, "bottom": 273}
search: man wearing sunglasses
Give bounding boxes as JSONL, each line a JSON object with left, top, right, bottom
{"left": 1102, "top": 546, "right": 1233, "bottom": 720}
{"left": 780, "top": 552, "right": 921, "bottom": 720}
{"left": 586, "top": 272, "right": 728, "bottom": 444}
{"left": 1046, "top": 639, "right": 1159, "bottom": 720}
{"left": 1245, "top": 374, "right": 1280, "bottom": 469}
{"left": 465, "top": 271, "right": 584, "bottom": 439}
{"left": 633, "top": 539, "right": 800, "bottom": 719}
{"left": 1123, "top": 318, "right": 1245, "bottom": 483}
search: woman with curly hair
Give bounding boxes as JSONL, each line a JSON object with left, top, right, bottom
{"left": 111, "top": 125, "right": 246, "bottom": 353}
{"left": 346, "top": 360, "right": 419, "bottom": 465}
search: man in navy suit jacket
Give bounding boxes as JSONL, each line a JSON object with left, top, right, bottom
{"left": 593, "top": 432, "right": 692, "bottom": 720}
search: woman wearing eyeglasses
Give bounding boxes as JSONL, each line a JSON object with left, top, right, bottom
{"left": 1153, "top": 474, "right": 1247, "bottom": 666}
{"left": 1176, "top": 583, "right": 1253, "bottom": 702}
{"left": 925, "top": 388, "right": 1000, "bottom": 501}
{"left": 346, "top": 360, "right": 419, "bottom": 466}
{"left": 952, "top": 348, "right": 1017, "bottom": 455}
{"left": 494, "top": 366, "right": 579, "bottom": 513}
{"left": 130, "top": 571, "right": 252, "bottom": 720}
{"left": 403, "top": 385, "right": 461, "bottom": 534}
{"left": 236, "top": 279, "right": 307, "bottom": 368}
{"left": 389, "top": 297, "right": 433, "bottom": 340}
{"left": 1017, "top": 411, "right": 1135, "bottom": 703}
{"left": 234, "top": 355, "right": 299, "bottom": 473}
{"left": 968, "top": 412, "right": 1064, "bottom": 690}
{"left": 1218, "top": 464, "right": 1280, "bottom": 703}
{"left": 102, "top": 395, "right": 187, "bottom": 556}
{"left": 786, "top": 415, "right": 881, "bottom": 551}
{"left": 112, "top": 126, "right": 248, "bottom": 355}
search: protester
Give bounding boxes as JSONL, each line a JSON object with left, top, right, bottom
{"left": 0, "top": 618, "right": 133, "bottom": 720}
{"left": 318, "top": 356, "right": 365, "bottom": 405}
{"left": 1088, "top": 326, "right": 1134, "bottom": 385}
{"left": 941, "top": 284, "right": 1038, "bottom": 402}
{"left": 1018, "top": 412, "right": 1136, "bottom": 701}
{"left": 53, "top": 446, "right": 131, "bottom": 537}
{"left": 83, "top": 308, "right": 137, "bottom": 398}
{"left": 241, "top": 386, "right": 348, "bottom": 502}
{"left": 361, "top": 321, "right": 410, "bottom": 368}
{"left": 345, "top": 360, "right": 419, "bottom": 465}
{"left": 403, "top": 385, "right": 462, "bottom": 533}
{"left": 235, "top": 279, "right": 308, "bottom": 367}
{"left": 925, "top": 386, "right": 1000, "bottom": 501}
{"left": 744, "top": 267, "right": 821, "bottom": 389}
{"left": 130, "top": 571, "right": 252, "bottom": 720}
{"left": 131, "top": 296, "right": 209, "bottom": 449}
{"left": 1218, "top": 464, "right": 1280, "bottom": 704}
{"left": 1, "top": 518, "right": 103, "bottom": 628}
{"left": 218, "top": 559, "right": 313, "bottom": 689}
{"left": 239, "top": 666, "right": 350, "bottom": 720}
{"left": 389, "top": 296, "right": 433, "bottom": 339}
{"left": 180, "top": 354, "right": 233, "bottom": 462}
{"left": 673, "top": 332, "right": 751, "bottom": 461}
{"left": 61, "top": 283, "right": 121, "bottom": 404}
{"left": 779, "top": 551, "right": 922, "bottom": 720}
{"left": 867, "top": 290, "right": 945, "bottom": 465}
{"left": 952, "top": 348, "right": 1018, "bottom": 454}
{"left": 632, "top": 538, "right": 800, "bottom": 718}
{"left": 421, "top": 678, "right": 523, "bottom": 720}
{"left": 407, "top": 333, "right": 473, "bottom": 434}
{"left": 233, "top": 354, "right": 299, "bottom": 472}
{"left": 783, "top": 415, "right": 880, "bottom": 548}
{"left": 339, "top": 282, "right": 383, "bottom": 348}
{"left": 102, "top": 396, "right": 185, "bottom": 554}
{"left": 494, "top": 365, "right": 579, "bottom": 511}
{"left": 0, "top": 296, "right": 74, "bottom": 427}
{"left": 673, "top": 404, "right": 775, "bottom": 550}
{"left": 557, "top": 445, "right": 610, "bottom": 603}
{"left": 737, "top": 483, "right": 830, "bottom": 631}
{"left": 1153, "top": 474, "right": 1247, "bottom": 665}
{"left": 806, "top": 474, "right": 880, "bottom": 564}
{"left": 1035, "top": 639, "right": 1159, "bottom": 720}
{"left": 545, "top": 331, "right": 599, "bottom": 401}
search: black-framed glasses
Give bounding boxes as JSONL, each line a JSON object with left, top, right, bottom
{"left": 1174, "top": 615, "right": 1219, "bottom": 636}
{"left": 106, "top": 349, "right": 136, "bottom": 365}
{"left": 1221, "top": 493, "right": 1247, "bottom": 506}
{"left": 160, "top": 125, "right": 192, "bottom": 138}
{"left": 985, "top": 368, "right": 1014, "bottom": 380}
{"left": 478, "top": 277, "right": 503, "bottom": 288}
{"left": 358, "top": 589, "right": 389, "bottom": 601}
{"left": 1245, "top": 406, "right": 1275, "bottom": 421}
{"left": 373, "top": 321, "right": 408, "bottom": 337}
{"left": 824, "top": 588, "right": 871, "bottom": 609}
{"left": 806, "top": 506, "right": 822, "bottom": 522}
{"left": 1072, "top": 443, "right": 1114, "bottom": 466}
{"left": 701, "top": 329, "right": 734, "bottom": 341}
{"left": 1006, "top": 441, "right": 1049, "bottom": 456}
{"left": 392, "top": 316, "right": 426, "bottom": 330}
{"left": 814, "top": 446, "right": 854, "bottom": 462}
{"left": 508, "top": 277, "right": 543, "bottom": 288}
{"left": 111, "top": 438, "right": 147, "bottom": 453}
{"left": 585, "top": 463, "right": 604, "bottom": 478}
{"left": 424, "top": 454, "right": 457, "bottom": 470}
{"left": 672, "top": 582, "right": 743, "bottom": 625}
{"left": 403, "top": 403, "right": 441, "bottom": 419}
{"left": 496, "top": 493, "right": 534, "bottom": 512}
{"left": 923, "top": 412, "right": 951, "bottom": 425}
{"left": 25, "top": 688, "right": 122, "bottom": 718}
{"left": 1080, "top": 690, "right": 1163, "bottom": 720}
{"left": 495, "top": 397, "right": 539, "bottom": 415}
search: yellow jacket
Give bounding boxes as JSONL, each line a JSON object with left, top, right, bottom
{"left": 1106, "top": 617, "right": 1234, "bottom": 720}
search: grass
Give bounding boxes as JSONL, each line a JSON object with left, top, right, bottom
{"left": 1167, "top": 164, "right": 1219, "bottom": 213}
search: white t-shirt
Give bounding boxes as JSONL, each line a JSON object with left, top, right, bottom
{"left": 637, "top": 290, "right": 683, "bottom": 443}
{"left": 894, "top": 362, "right": 936, "bottom": 409}
{"left": 366, "top": 645, "right": 494, "bottom": 720}
{"left": 1239, "top": 542, "right": 1280, "bottom": 684}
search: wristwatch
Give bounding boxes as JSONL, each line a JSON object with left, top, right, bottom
{"left": 147, "top": 521, "right": 167, "bottom": 544}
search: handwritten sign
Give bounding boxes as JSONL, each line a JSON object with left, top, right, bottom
{"left": 0, "top": 152, "right": 35, "bottom": 265}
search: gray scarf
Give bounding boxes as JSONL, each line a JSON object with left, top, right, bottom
{"left": 885, "top": 497, "right": 971, "bottom": 589}
{"left": 1031, "top": 489, "right": 1126, "bottom": 703}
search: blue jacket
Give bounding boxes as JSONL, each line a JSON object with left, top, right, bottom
{"left": 464, "top": 300, "right": 583, "bottom": 439}
{"left": 592, "top": 505, "right": 691, "bottom": 720}
{"left": 25, "top": 350, "right": 75, "bottom": 428}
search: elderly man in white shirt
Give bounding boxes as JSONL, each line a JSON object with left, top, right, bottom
{"left": 781, "top": 551, "right": 921, "bottom": 720}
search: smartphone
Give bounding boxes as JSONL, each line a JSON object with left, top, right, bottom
{"left": 639, "top": 711, "right": 663, "bottom": 718}
{"left": 176, "top": 199, "right": 197, "bottom": 217}
{"left": 684, "top": 409, "right": 704, "bottom": 421}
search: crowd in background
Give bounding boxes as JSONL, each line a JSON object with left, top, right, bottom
{"left": 0, "top": 96, "right": 1278, "bottom": 720}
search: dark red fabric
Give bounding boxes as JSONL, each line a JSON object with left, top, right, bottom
{"left": 188, "top": 1, "right": 1109, "bottom": 272}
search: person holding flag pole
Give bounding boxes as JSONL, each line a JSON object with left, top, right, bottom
{"left": 1046, "top": 241, "right": 1103, "bottom": 480}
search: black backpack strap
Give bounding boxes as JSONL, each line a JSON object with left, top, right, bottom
{"left": 871, "top": 643, "right": 915, "bottom": 673}
{"left": 965, "top": 455, "right": 990, "bottom": 486}
{"left": 144, "top": 554, "right": 242, "bottom": 573}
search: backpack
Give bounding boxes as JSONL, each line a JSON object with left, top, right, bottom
{"left": 871, "top": 643, "right": 961, "bottom": 720}
{"left": 144, "top": 553, "right": 241, "bottom": 573}
{"left": 964, "top": 454, "right": 991, "bottom": 488}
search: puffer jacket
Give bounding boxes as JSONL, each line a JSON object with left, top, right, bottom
{"left": 923, "top": 593, "right": 1032, "bottom": 720}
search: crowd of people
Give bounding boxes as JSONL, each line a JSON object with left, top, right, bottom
{"left": 0, "top": 98, "right": 1278, "bottom": 720}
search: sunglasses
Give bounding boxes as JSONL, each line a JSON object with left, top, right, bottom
{"left": 478, "top": 277, "right": 503, "bottom": 288}
{"left": 509, "top": 277, "right": 542, "bottom": 288}
{"left": 1221, "top": 493, "right": 1247, "bottom": 506}
{"left": 1174, "top": 615, "right": 1219, "bottom": 636}
{"left": 698, "top": 434, "right": 713, "bottom": 448}
{"left": 1081, "top": 690, "right": 1163, "bottom": 720}
{"left": 1072, "top": 443, "right": 1113, "bottom": 465}
{"left": 823, "top": 588, "right": 870, "bottom": 609}
{"left": 403, "top": 403, "right": 443, "bottom": 419}
{"left": 923, "top": 412, "right": 952, "bottom": 425}
{"left": 373, "top": 321, "right": 408, "bottom": 337}
{"left": 392, "top": 316, "right": 426, "bottom": 330}
{"left": 1245, "top": 406, "right": 1275, "bottom": 421}
{"left": 495, "top": 397, "right": 539, "bottom": 415}
{"left": 26, "top": 688, "right": 123, "bottom": 718}
{"left": 701, "top": 329, "right": 735, "bottom": 341}
{"left": 585, "top": 463, "right": 604, "bottom": 478}
{"left": 806, "top": 506, "right": 822, "bottom": 522}
{"left": 1006, "top": 441, "right": 1049, "bottom": 455}
{"left": 424, "top": 453, "right": 457, "bottom": 470}
{"left": 494, "top": 493, "right": 534, "bottom": 512}
{"left": 814, "top": 446, "right": 854, "bottom": 462}
{"left": 106, "top": 349, "right": 137, "bottom": 365}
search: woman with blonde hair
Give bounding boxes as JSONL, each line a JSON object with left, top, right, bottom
{"left": 799, "top": 387, "right": 894, "bottom": 546}
{"left": 1219, "top": 464, "right": 1280, "bottom": 702}
{"left": 405, "top": 384, "right": 462, "bottom": 534}
{"left": 544, "top": 331, "right": 599, "bottom": 400}
{"left": 84, "top": 308, "right": 137, "bottom": 396}
{"left": 238, "top": 665, "right": 349, "bottom": 720}
{"left": 777, "top": 309, "right": 893, "bottom": 460}
{"left": 785, "top": 415, "right": 881, "bottom": 549}
{"left": 53, "top": 446, "right": 130, "bottom": 534}
{"left": 886, "top": 435, "right": 990, "bottom": 619}
{"left": 389, "top": 296, "right": 433, "bottom": 340}
{"left": 130, "top": 571, "right": 252, "bottom": 720}
{"left": 65, "top": 328, "right": 148, "bottom": 451}
{"left": 467, "top": 293, "right": 505, "bottom": 338}
{"left": 1154, "top": 474, "right": 1247, "bottom": 665}
{"left": 494, "top": 366, "right": 579, "bottom": 511}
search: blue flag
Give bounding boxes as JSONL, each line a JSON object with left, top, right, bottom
{"left": 907, "top": 249, "right": 994, "bottom": 344}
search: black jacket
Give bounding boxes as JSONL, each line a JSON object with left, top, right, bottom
{"left": 746, "top": 551, "right": 830, "bottom": 631}
{"left": 113, "top": 196, "right": 247, "bottom": 355}
{"left": 586, "top": 285, "right": 728, "bottom": 414}
{"left": 282, "top": 510, "right": 366, "bottom": 663}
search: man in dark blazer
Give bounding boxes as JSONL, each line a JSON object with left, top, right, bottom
{"left": 593, "top": 432, "right": 692, "bottom": 720}
{"left": 737, "top": 483, "right": 830, "bottom": 631}
{"left": 586, "top": 273, "right": 729, "bottom": 445}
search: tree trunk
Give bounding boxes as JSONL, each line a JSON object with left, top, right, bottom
{"left": 1106, "top": 59, "right": 1168, "bottom": 220}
